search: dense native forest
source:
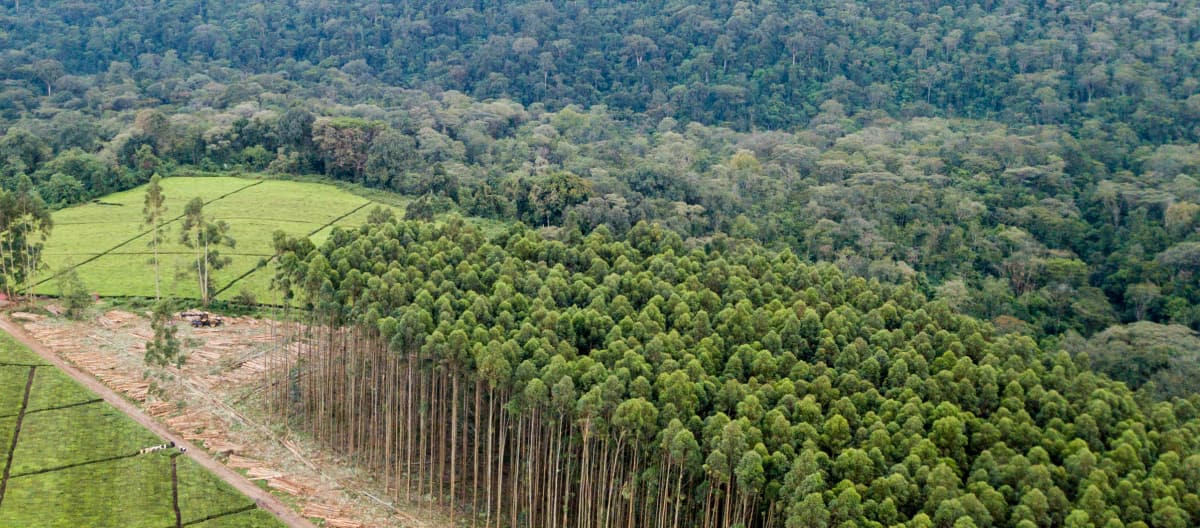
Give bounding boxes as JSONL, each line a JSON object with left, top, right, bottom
{"left": 1, "top": 0, "right": 1198, "bottom": 339}
{"left": 1, "top": 0, "right": 1200, "bottom": 525}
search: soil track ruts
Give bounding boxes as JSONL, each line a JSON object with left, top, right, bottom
{"left": 0, "top": 315, "right": 316, "bottom": 528}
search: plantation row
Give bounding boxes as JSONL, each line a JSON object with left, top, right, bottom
{"left": 267, "top": 218, "right": 1200, "bottom": 528}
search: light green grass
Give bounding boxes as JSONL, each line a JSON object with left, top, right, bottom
{"left": 0, "top": 416, "right": 13, "bottom": 460}
{"left": 37, "top": 176, "right": 384, "bottom": 300}
{"left": 43, "top": 254, "right": 269, "bottom": 298}
{"left": 176, "top": 456, "right": 256, "bottom": 524}
{"left": 0, "top": 330, "right": 285, "bottom": 527}
{"left": 0, "top": 332, "right": 45, "bottom": 364}
{"left": 200, "top": 180, "right": 369, "bottom": 224}
{"left": 0, "top": 454, "right": 176, "bottom": 528}
{"left": 0, "top": 366, "right": 32, "bottom": 417}
{"left": 38, "top": 173, "right": 506, "bottom": 301}
{"left": 41, "top": 177, "right": 254, "bottom": 270}
{"left": 24, "top": 366, "right": 98, "bottom": 413}
{"left": 189, "top": 507, "right": 282, "bottom": 527}
{"left": 11, "top": 402, "right": 163, "bottom": 474}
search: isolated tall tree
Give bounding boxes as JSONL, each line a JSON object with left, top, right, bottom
{"left": 179, "top": 197, "right": 234, "bottom": 305}
{"left": 0, "top": 180, "right": 52, "bottom": 300}
{"left": 143, "top": 174, "right": 167, "bottom": 300}
{"left": 145, "top": 299, "right": 183, "bottom": 367}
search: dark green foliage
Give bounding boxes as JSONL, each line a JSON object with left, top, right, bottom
{"left": 178, "top": 197, "right": 234, "bottom": 305}
{"left": 272, "top": 218, "right": 1200, "bottom": 527}
{"left": 54, "top": 263, "right": 90, "bottom": 320}
{"left": 145, "top": 300, "right": 183, "bottom": 368}
{"left": 0, "top": 181, "right": 52, "bottom": 298}
{"left": 6, "top": 0, "right": 1200, "bottom": 142}
{"left": 1070, "top": 322, "right": 1200, "bottom": 400}
{"left": 0, "top": 0, "right": 1196, "bottom": 337}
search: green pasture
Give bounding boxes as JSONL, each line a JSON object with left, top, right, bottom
{"left": 34, "top": 173, "right": 511, "bottom": 303}
{"left": 0, "top": 331, "right": 284, "bottom": 527}
{"left": 36, "top": 175, "right": 408, "bottom": 300}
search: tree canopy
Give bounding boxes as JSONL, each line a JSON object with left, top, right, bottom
{"left": 267, "top": 217, "right": 1200, "bottom": 527}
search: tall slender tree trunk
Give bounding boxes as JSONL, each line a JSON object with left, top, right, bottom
{"left": 152, "top": 217, "right": 161, "bottom": 300}
{"left": 450, "top": 371, "right": 459, "bottom": 525}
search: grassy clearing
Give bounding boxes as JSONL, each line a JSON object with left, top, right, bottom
{"left": 37, "top": 172, "right": 510, "bottom": 302}
{"left": 200, "top": 179, "right": 368, "bottom": 224}
{"left": 58, "top": 251, "right": 270, "bottom": 299}
{"left": 41, "top": 177, "right": 254, "bottom": 267}
{"left": 0, "top": 330, "right": 284, "bottom": 527}
{"left": 0, "top": 416, "right": 13, "bottom": 459}
{"left": 0, "top": 332, "right": 44, "bottom": 364}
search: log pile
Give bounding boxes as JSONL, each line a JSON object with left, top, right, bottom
{"left": 23, "top": 321, "right": 149, "bottom": 400}
{"left": 268, "top": 476, "right": 316, "bottom": 495}
{"left": 98, "top": 310, "right": 139, "bottom": 328}
{"left": 10, "top": 312, "right": 45, "bottom": 322}
{"left": 16, "top": 313, "right": 388, "bottom": 528}
{"left": 229, "top": 454, "right": 366, "bottom": 526}
{"left": 146, "top": 401, "right": 175, "bottom": 418}
{"left": 61, "top": 350, "right": 149, "bottom": 401}
{"left": 165, "top": 411, "right": 242, "bottom": 454}
{"left": 22, "top": 322, "right": 83, "bottom": 354}
{"left": 301, "top": 504, "right": 364, "bottom": 528}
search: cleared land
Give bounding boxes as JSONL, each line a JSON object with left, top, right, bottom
{"left": 0, "top": 330, "right": 286, "bottom": 527}
{"left": 36, "top": 176, "right": 405, "bottom": 301}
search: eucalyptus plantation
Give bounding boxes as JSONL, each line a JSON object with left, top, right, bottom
{"left": 266, "top": 218, "right": 1200, "bottom": 527}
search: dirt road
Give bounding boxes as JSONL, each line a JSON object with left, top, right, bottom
{"left": 0, "top": 315, "right": 317, "bottom": 528}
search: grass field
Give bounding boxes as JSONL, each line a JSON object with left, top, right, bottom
{"left": 0, "top": 330, "right": 284, "bottom": 527}
{"left": 35, "top": 175, "right": 407, "bottom": 301}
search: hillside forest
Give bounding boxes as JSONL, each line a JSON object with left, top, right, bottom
{"left": 0, "top": 0, "right": 1199, "bottom": 526}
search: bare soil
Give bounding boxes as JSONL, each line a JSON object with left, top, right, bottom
{"left": 2, "top": 305, "right": 452, "bottom": 528}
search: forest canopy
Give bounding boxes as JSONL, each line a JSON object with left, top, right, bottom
{"left": 0, "top": 0, "right": 1197, "bottom": 377}
{"left": 4, "top": 0, "right": 1200, "bottom": 140}
{"left": 2, "top": 0, "right": 1200, "bottom": 526}
{"left": 267, "top": 217, "right": 1200, "bottom": 527}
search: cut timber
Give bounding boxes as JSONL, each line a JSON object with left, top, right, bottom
{"left": 226, "top": 454, "right": 263, "bottom": 470}
{"left": 268, "top": 477, "right": 315, "bottom": 495}
{"left": 146, "top": 401, "right": 175, "bottom": 417}
{"left": 98, "top": 310, "right": 139, "bottom": 329}
{"left": 301, "top": 504, "right": 364, "bottom": 528}
{"left": 8, "top": 310, "right": 411, "bottom": 528}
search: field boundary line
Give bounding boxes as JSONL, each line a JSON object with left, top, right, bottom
{"left": 180, "top": 504, "right": 257, "bottom": 526}
{"left": 9, "top": 450, "right": 144, "bottom": 479}
{"left": 32, "top": 180, "right": 265, "bottom": 290}
{"left": 0, "top": 398, "right": 104, "bottom": 418}
{"left": 0, "top": 366, "right": 36, "bottom": 506}
{"left": 0, "top": 317, "right": 316, "bottom": 528}
{"left": 170, "top": 454, "right": 183, "bottom": 528}
{"left": 211, "top": 200, "right": 375, "bottom": 299}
